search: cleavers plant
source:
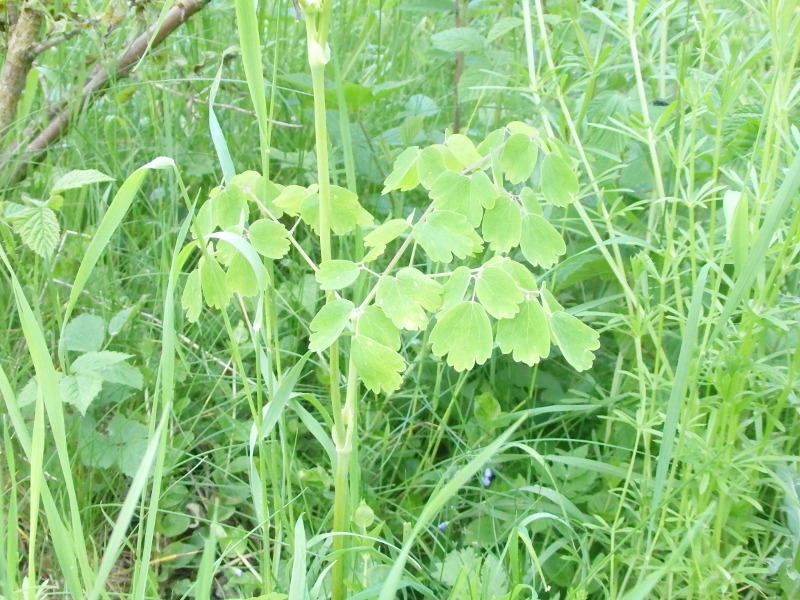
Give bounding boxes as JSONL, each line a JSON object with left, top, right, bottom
{"left": 171, "top": 0, "right": 601, "bottom": 597}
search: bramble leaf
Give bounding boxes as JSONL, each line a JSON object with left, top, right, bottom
{"left": 352, "top": 335, "right": 405, "bottom": 394}
{"left": 500, "top": 133, "right": 538, "bottom": 184}
{"left": 10, "top": 204, "right": 60, "bottom": 258}
{"left": 309, "top": 299, "right": 354, "bottom": 352}
{"left": 63, "top": 314, "right": 105, "bottom": 352}
{"left": 496, "top": 299, "right": 550, "bottom": 366}
{"left": 376, "top": 267, "right": 443, "bottom": 330}
{"left": 316, "top": 260, "right": 360, "bottom": 290}
{"left": 475, "top": 263, "right": 524, "bottom": 319}
{"left": 541, "top": 153, "right": 579, "bottom": 207}
{"left": 431, "top": 27, "right": 486, "bottom": 53}
{"left": 60, "top": 373, "right": 103, "bottom": 415}
{"left": 430, "top": 301, "right": 493, "bottom": 371}
{"left": 249, "top": 219, "right": 290, "bottom": 259}
{"left": 51, "top": 169, "right": 114, "bottom": 193}
{"left": 413, "top": 210, "right": 483, "bottom": 263}
{"left": 519, "top": 213, "right": 566, "bottom": 269}
{"left": 482, "top": 194, "right": 522, "bottom": 253}
{"left": 383, "top": 146, "right": 420, "bottom": 193}
{"left": 549, "top": 311, "right": 599, "bottom": 372}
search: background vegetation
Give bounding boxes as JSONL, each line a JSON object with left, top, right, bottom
{"left": 1, "top": 1, "right": 799, "bottom": 599}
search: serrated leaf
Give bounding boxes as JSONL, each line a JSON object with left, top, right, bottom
{"left": 541, "top": 153, "right": 579, "bottom": 207}
{"left": 47, "top": 195, "right": 63, "bottom": 211}
{"left": 72, "top": 351, "right": 132, "bottom": 372}
{"left": 309, "top": 299, "right": 354, "bottom": 352}
{"left": 482, "top": 194, "right": 522, "bottom": 253}
{"left": 300, "top": 186, "right": 374, "bottom": 235}
{"left": 356, "top": 306, "right": 400, "bottom": 351}
{"left": 413, "top": 210, "right": 483, "bottom": 263}
{"left": 249, "top": 219, "right": 290, "bottom": 259}
{"left": 352, "top": 335, "right": 405, "bottom": 394}
{"left": 10, "top": 204, "right": 60, "bottom": 258}
{"left": 496, "top": 299, "right": 550, "bottom": 366}
{"left": 364, "top": 219, "right": 409, "bottom": 247}
{"left": 474, "top": 392, "right": 502, "bottom": 429}
{"left": 376, "top": 267, "right": 443, "bottom": 330}
{"left": 383, "top": 146, "right": 420, "bottom": 193}
{"left": 108, "top": 306, "right": 135, "bottom": 336}
{"left": 500, "top": 133, "right": 538, "bottom": 184}
{"left": 199, "top": 255, "right": 232, "bottom": 309}
{"left": 316, "top": 260, "right": 360, "bottom": 290}
{"left": 430, "top": 301, "right": 493, "bottom": 371}
{"left": 51, "top": 169, "right": 114, "bottom": 193}
{"left": 63, "top": 314, "right": 105, "bottom": 352}
{"left": 195, "top": 184, "right": 248, "bottom": 237}
{"left": 475, "top": 263, "right": 524, "bottom": 319}
{"left": 226, "top": 252, "right": 261, "bottom": 296}
{"left": 445, "top": 133, "right": 483, "bottom": 168}
{"left": 60, "top": 373, "right": 103, "bottom": 415}
{"left": 97, "top": 362, "right": 144, "bottom": 389}
{"left": 441, "top": 266, "right": 471, "bottom": 311}
{"left": 487, "top": 16, "right": 523, "bottom": 43}
{"left": 431, "top": 27, "right": 486, "bottom": 53}
{"left": 182, "top": 268, "right": 203, "bottom": 323}
{"left": 549, "top": 311, "right": 599, "bottom": 372}
{"left": 519, "top": 214, "right": 566, "bottom": 268}
{"left": 273, "top": 184, "right": 309, "bottom": 216}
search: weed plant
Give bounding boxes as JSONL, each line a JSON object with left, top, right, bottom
{"left": 1, "top": 1, "right": 799, "bottom": 600}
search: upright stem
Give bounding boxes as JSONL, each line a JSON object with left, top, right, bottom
{"left": 303, "top": 4, "right": 351, "bottom": 599}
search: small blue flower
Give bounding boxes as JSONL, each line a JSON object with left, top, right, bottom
{"left": 437, "top": 521, "right": 449, "bottom": 531}
{"left": 481, "top": 467, "right": 494, "bottom": 487}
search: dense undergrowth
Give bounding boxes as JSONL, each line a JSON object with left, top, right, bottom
{"left": 1, "top": 1, "right": 800, "bottom": 599}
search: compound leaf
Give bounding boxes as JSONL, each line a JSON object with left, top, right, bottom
{"left": 249, "top": 219, "right": 290, "bottom": 259}
{"left": 352, "top": 335, "right": 405, "bottom": 394}
{"left": 541, "top": 153, "right": 579, "bottom": 207}
{"left": 482, "top": 194, "right": 522, "bottom": 253}
{"left": 430, "top": 301, "right": 493, "bottom": 371}
{"left": 549, "top": 311, "right": 599, "bottom": 372}
{"left": 519, "top": 213, "right": 566, "bottom": 269}
{"left": 500, "top": 133, "right": 538, "bottom": 184}
{"left": 475, "top": 263, "right": 524, "bottom": 319}
{"left": 309, "top": 299, "right": 354, "bottom": 352}
{"left": 413, "top": 210, "right": 483, "bottom": 263}
{"left": 496, "top": 299, "right": 550, "bottom": 366}
{"left": 383, "top": 146, "right": 420, "bottom": 193}
{"left": 316, "top": 260, "right": 360, "bottom": 290}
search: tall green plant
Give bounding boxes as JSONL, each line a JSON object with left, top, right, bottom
{"left": 192, "top": 4, "right": 599, "bottom": 597}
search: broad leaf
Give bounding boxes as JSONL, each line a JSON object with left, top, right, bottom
{"left": 487, "top": 16, "right": 523, "bottom": 43}
{"left": 413, "top": 210, "right": 483, "bottom": 263}
{"left": 500, "top": 133, "right": 538, "bottom": 184}
{"left": 519, "top": 214, "right": 566, "bottom": 269}
{"left": 549, "top": 311, "right": 599, "bottom": 372}
{"left": 10, "top": 204, "right": 60, "bottom": 258}
{"left": 417, "top": 145, "right": 452, "bottom": 189}
{"left": 429, "top": 171, "right": 480, "bottom": 226}
{"left": 352, "top": 335, "right": 405, "bottom": 394}
{"left": 364, "top": 219, "right": 409, "bottom": 247}
{"left": 51, "top": 169, "right": 114, "bottom": 193}
{"left": 60, "top": 373, "right": 103, "bottom": 415}
{"left": 431, "top": 27, "right": 486, "bottom": 53}
{"left": 226, "top": 252, "right": 261, "bottom": 296}
{"left": 475, "top": 263, "right": 524, "bottom": 319}
{"left": 496, "top": 299, "right": 550, "bottom": 366}
{"left": 482, "top": 194, "right": 522, "bottom": 253}
{"left": 541, "top": 153, "right": 579, "bottom": 207}
{"left": 316, "top": 260, "right": 360, "bottom": 290}
{"left": 274, "top": 184, "right": 309, "bottom": 216}
{"left": 309, "top": 299, "right": 354, "bottom": 352}
{"left": 430, "top": 301, "right": 493, "bottom": 371}
{"left": 383, "top": 146, "right": 420, "bottom": 193}
{"left": 376, "top": 267, "right": 443, "bottom": 330}
{"left": 72, "top": 351, "right": 132, "bottom": 372}
{"left": 249, "top": 219, "right": 290, "bottom": 259}
{"left": 63, "top": 313, "right": 105, "bottom": 352}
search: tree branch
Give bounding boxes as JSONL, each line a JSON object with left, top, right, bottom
{"left": 2, "top": 0, "right": 214, "bottom": 182}
{"left": 0, "top": 4, "right": 44, "bottom": 134}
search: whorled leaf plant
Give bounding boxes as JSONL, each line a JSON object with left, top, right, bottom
{"left": 179, "top": 1, "right": 601, "bottom": 598}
